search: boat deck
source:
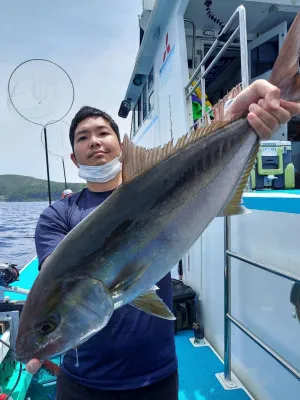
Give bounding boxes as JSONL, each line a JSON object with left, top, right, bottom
{"left": 2, "top": 258, "right": 252, "bottom": 399}
{"left": 176, "top": 330, "right": 250, "bottom": 400}
{"left": 243, "top": 189, "right": 300, "bottom": 214}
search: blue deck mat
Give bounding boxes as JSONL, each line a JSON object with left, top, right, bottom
{"left": 175, "top": 330, "right": 250, "bottom": 400}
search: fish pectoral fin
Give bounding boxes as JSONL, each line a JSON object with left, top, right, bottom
{"left": 130, "top": 290, "right": 176, "bottom": 320}
{"left": 111, "top": 263, "right": 151, "bottom": 298}
{"left": 218, "top": 141, "right": 259, "bottom": 217}
{"left": 218, "top": 202, "right": 251, "bottom": 217}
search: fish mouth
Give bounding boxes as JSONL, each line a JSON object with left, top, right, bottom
{"left": 15, "top": 347, "right": 59, "bottom": 364}
{"left": 15, "top": 338, "right": 63, "bottom": 364}
{"left": 14, "top": 346, "right": 42, "bottom": 364}
{"left": 14, "top": 352, "right": 33, "bottom": 364}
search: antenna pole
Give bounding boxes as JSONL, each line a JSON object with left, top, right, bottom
{"left": 62, "top": 158, "right": 67, "bottom": 189}
{"left": 43, "top": 126, "right": 52, "bottom": 204}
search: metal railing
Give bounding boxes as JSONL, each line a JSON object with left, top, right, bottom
{"left": 185, "top": 5, "right": 249, "bottom": 117}
{"left": 184, "top": 18, "right": 196, "bottom": 69}
{"left": 184, "top": 4, "right": 300, "bottom": 386}
{"left": 224, "top": 218, "right": 300, "bottom": 383}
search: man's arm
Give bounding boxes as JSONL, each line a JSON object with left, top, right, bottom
{"left": 35, "top": 203, "right": 70, "bottom": 270}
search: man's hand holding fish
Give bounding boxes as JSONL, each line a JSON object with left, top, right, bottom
{"left": 225, "top": 79, "right": 300, "bottom": 139}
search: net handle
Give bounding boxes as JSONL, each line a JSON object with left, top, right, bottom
{"left": 40, "top": 120, "right": 71, "bottom": 158}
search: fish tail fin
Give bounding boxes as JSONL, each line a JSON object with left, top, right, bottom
{"left": 269, "top": 12, "right": 300, "bottom": 101}
{"left": 220, "top": 12, "right": 300, "bottom": 217}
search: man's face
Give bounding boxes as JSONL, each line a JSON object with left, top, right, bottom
{"left": 71, "top": 116, "right": 121, "bottom": 167}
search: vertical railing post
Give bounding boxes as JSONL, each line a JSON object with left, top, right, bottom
{"left": 201, "top": 65, "right": 206, "bottom": 125}
{"left": 224, "top": 5, "right": 249, "bottom": 384}
{"left": 239, "top": 6, "right": 249, "bottom": 89}
{"left": 224, "top": 216, "right": 232, "bottom": 381}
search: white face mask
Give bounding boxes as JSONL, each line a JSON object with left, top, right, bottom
{"left": 78, "top": 155, "right": 122, "bottom": 183}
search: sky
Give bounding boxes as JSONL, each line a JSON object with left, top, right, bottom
{"left": 0, "top": 0, "right": 142, "bottom": 183}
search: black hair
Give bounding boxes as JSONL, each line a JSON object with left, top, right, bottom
{"left": 69, "top": 106, "right": 121, "bottom": 151}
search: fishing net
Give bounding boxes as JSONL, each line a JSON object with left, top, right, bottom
{"left": 7, "top": 59, "right": 75, "bottom": 204}
{"left": 8, "top": 59, "right": 74, "bottom": 126}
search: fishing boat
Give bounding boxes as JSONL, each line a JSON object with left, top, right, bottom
{"left": 1, "top": 1, "right": 299, "bottom": 398}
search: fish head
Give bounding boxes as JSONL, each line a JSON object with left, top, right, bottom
{"left": 15, "top": 273, "right": 114, "bottom": 363}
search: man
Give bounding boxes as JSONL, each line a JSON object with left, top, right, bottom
{"left": 26, "top": 79, "right": 300, "bottom": 399}
{"left": 61, "top": 189, "right": 74, "bottom": 199}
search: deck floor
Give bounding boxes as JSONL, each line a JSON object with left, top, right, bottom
{"left": 176, "top": 330, "right": 250, "bottom": 400}
{"left": 25, "top": 330, "right": 251, "bottom": 400}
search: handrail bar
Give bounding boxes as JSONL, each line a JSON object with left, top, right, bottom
{"left": 227, "top": 314, "right": 300, "bottom": 381}
{"left": 227, "top": 251, "right": 300, "bottom": 284}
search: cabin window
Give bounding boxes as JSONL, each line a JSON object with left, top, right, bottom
{"left": 132, "top": 95, "right": 142, "bottom": 137}
{"left": 134, "top": 102, "right": 139, "bottom": 133}
{"left": 131, "top": 65, "right": 155, "bottom": 137}
{"left": 250, "top": 38, "right": 279, "bottom": 80}
{"left": 142, "top": 83, "right": 148, "bottom": 121}
{"left": 148, "top": 66, "right": 155, "bottom": 113}
{"left": 130, "top": 112, "right": 136, "bottom": 138}
{"left": 148, "top": 67, "right": 154, "bottom": 91}
{"left": 148, "top": 91, "right": 154, "bottom": 112}
{"left": 137, "top": 96, "right": 142, "bottom": 127}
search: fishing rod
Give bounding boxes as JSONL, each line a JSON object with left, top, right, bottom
{"left": 0, "top": 263, "right": 30, "bottom": 295}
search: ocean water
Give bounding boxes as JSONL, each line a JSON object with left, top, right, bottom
{"left": 0, "top": 201, "right": 181, "bottom": 277}
{"left": 0, "top": 202, "right": 48, "bottom": 269}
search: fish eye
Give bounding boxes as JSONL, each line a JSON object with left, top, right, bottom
{"left": 38, "top": 320, "right": 57, "bottom": 335}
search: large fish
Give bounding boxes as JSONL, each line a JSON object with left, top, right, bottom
{"left": 15, "top": 12, "right": 300, "bottom": 363}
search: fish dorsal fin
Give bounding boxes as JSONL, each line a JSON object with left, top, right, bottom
{"left": 121, "top": 134, "right": 167, "bottom": 183}
{"left": 122, "top": 119, "right": 231, "bottom": 184}
{"left": 218, "top": 141, "right": 259, "bottom": 217}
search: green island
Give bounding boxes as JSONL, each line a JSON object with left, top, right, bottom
{"left": 0, "top": 174, "right": 85, "bottom": 202}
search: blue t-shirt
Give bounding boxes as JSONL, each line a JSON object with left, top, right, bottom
{"left": 35, "top": 187, "right": 177, "bottom": 390}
